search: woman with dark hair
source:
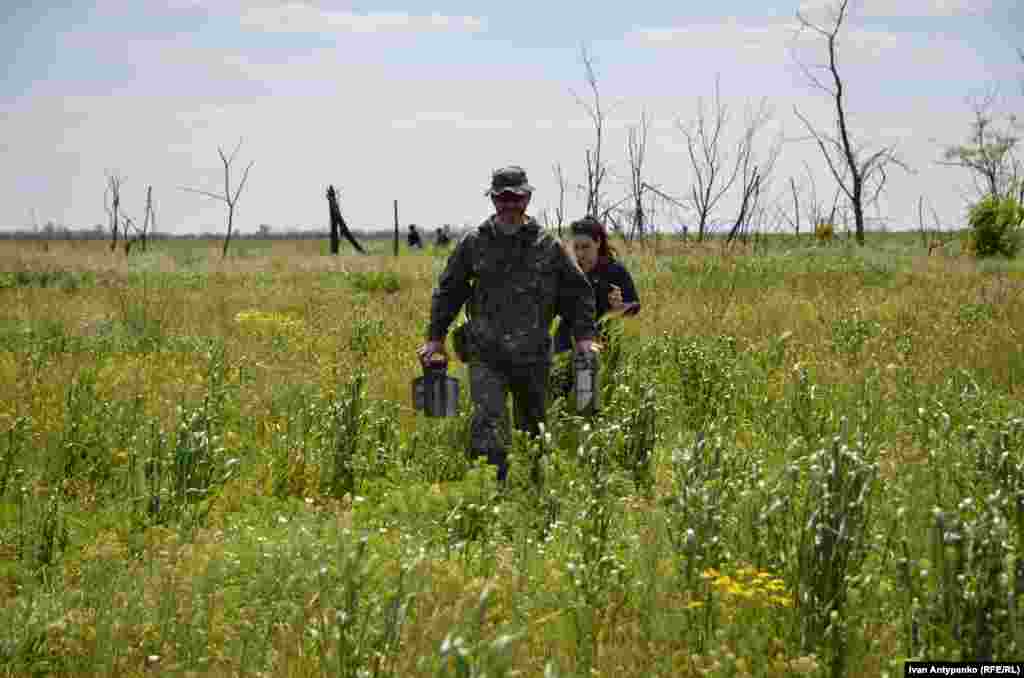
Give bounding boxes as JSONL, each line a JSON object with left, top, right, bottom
{"left": 548, "top": 216, "right": 639, "bottom": 405}
{"left": 553, "top": 216, "right": 641, "bottom": 354}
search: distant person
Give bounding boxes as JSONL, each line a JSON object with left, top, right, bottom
{"left": 551, "top": 216, "right": 641, "bottom": 398}
{"left": 407, "top": 224, "right": 423, "bottom": 249}
{"left": 435, "top": 224, "right": 451, "bottom": 248}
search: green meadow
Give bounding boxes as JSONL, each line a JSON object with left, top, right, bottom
{"left": 1, "top": 233, "right": 1023, "bottom": 677}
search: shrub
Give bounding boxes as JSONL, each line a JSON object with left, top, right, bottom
{"left": 967, "top": 195, "right": 1024, "bottom": 258}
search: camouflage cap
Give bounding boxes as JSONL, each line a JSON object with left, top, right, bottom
{"left": 485, "top": 165, "right": 534, "bottom": 196}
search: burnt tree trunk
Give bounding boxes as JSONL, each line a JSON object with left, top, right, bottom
{"left": 727, "top": 169, "right": 760, "bottom": 245}
{"left": 107, "top": 175, "right": 121, "bottom": 252}
{"left": 326, "top": 185, "right": 366, "bottom": 254}
{"left": 141, "top": 185, "right": 152, "bottom": 252}
{"left": 327, "top": 185, "right": 341, "bottom": 254}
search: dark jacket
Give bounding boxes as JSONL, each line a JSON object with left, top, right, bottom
{"left": 554, "top": 258, "right": 640, "bottom": 353}
{"left": 429, "top": 216, "right": 596, "bottom": 366}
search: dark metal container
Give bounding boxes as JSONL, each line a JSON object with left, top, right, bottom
{"left": 573, "top": 350, "right": 601, "bottom": 415}
{"left": 412, "top": 357, "right": 460, "bottom": 417}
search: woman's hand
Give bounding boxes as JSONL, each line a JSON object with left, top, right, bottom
{"left": 416, "top": 339, "right": 447, "bottom": 366}
{"left": 607, "top": 284, "right": 641, "bottom": 317}
{"left": 608, "top": 284, "right": 625, "bottom": 311}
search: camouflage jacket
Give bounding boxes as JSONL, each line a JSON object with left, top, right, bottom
{"left": 428, "top": 216, "right": 596, "bottom": 365}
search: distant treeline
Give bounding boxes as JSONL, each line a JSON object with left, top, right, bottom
{"left": 0, "top": 228, "right": 436, "bottom": 242}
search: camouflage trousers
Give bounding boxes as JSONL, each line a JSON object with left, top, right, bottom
{"left": 468, "top": 360, "right": 550, "bottom": 484}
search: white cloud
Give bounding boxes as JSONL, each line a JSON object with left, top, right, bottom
{"left": 2, "top": 6, "right": 1014, "bottom": 234}
{"left": 627, "top": 19, "right": 899, "bottom": 59}
{"left": 798, "top": 0, "right": 993, "bottom": 18}
{"left": 238, "top": 5, "right": 487, "bottom": 34}
{"left": 626, "top": 18, "right": 982, "bottom": 76}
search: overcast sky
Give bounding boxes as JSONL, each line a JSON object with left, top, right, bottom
{"left": 2, "top": 0, "right": 1022, "bottom": 235}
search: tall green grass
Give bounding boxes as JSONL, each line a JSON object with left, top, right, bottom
{"left": 1, "top": 237, "right": 1023, "bottom": 676}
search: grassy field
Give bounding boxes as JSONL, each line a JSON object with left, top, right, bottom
{"left": 1, "top": 232, "right": 1023, "bottom": 677}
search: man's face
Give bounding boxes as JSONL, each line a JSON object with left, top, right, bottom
{"left": 492, "top": 191, "right": 530, "bottom": 221}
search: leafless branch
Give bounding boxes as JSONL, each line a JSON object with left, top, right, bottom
{"left": 678, "top": 74, "right": 747, "bottom": 241}
{"left": 179, "top": 186, "right": 225, "bottom": 202}
{"left": 104, "top": 171, "right": 125, "bottom": 252}
{"left": 791, "top": 0, "right": 909, "bottom": 244}
{"left": 938, "top": 89, "right": 1020, "bottom": 200}
{"left": 180, "top": 137, "right": 254, "bottom": 258}
{"left": 641, "top": 182, "right": 689, "bottom": 210}
{"left": 553, "top": 162, "right": 568, "bottom": 237}
{"left": 626, "top": 108, "right": 651, "bottom": 241}
{"left": 570, "top": 44, "right": 613, "bottom": 218}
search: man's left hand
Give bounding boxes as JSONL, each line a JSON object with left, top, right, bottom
{"left": 576, "top": 338, "right": 602, "bottom": 353}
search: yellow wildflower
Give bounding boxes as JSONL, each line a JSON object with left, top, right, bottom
{"left": 790, "top": 655, "right": 819, "bottom": 674}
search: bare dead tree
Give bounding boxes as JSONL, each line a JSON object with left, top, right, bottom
{"left": 791, "top": 177, "right": 803, "bottom": 238}
{"left": 122, "top": 216, "right": 136, "bottom": 254}
{"left": 644, "top": 188, "right": 660, "bottom": 247}
{"left": 680, "top": 75, "right": 745, "bottom": 241}
{"left": 104, "top": 172, "right": 124, "bottom": 252}
{"left": 640, "top": 181, "right": 691, "bottom": 241}
{"left": 571, "top": 44, "right": 610, "bottom": 218}
{"left": 915, "top": 195, "right": 953, "bottom": 256}
{"left": 604, "top": 210, "right": 625, "bottom": 239}
{"left": 798, "top": 161, "right": 842, "bottom": 238}
{"left": 774, "top": 201, "right": 796, "bottom": 240}
{"left": 140, "top": 186, "right": 153, "bottom": 252}
{"left": 553, "top": 162, "right": 568, "bottom": 237}
{"left": 585, "top": 193, "right": 633, "bottom": 247}
{"left": 642, "top": 182, "right": 690, "bottom": 217}
{"left": 626, "top": 109, "right": 651, "bottom": 242}
{"left": 326, "top": 185, "right": 366, "bottom": 254}
{"left": 747, "top": 200, "right": 772, "bottom": 252}
{"left": 328, "top": 186, "right": 341, "bottom": 254}
{"left": 939, "top": 88, "right": 1020, "bottom": 200}
{"left": 727, "top": 171, "right": 760, "bottom": 246}
{"left": 538, "top": 208, "right": 551, "bottom": 230}
{"left": 130, "top": 186, "right": 151, "bottom": 255}
{"left": 792, "top": 0, "right": 909, "bottom": 245}
{"left": 597, "top": 195, "right": 632, "bottom": 233}
{"left": 123, "top": 185, "right": 154, "bottom": 254}
{"left": 916, "top": 194, "right": 929, "bottom": 250}
{"left": 180, "top": 138, "right": 254, "bottom": 259}
{"left": 803, "top": 162, "right": 822, "bottom": 234}
{"left": 727, "top": 101, "right": 780, "bottom": 244}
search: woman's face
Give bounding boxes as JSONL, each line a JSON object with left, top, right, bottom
{"left": 572, "top": 234, "right": 599, "bottom": 273}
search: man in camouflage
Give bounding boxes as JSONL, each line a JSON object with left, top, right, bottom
{"left": 417, "top": 166, "right": 599, "bottom": 484}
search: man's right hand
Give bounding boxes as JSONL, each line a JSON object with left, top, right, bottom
{"left": 416, "top": 339, "right": 447, "bottom": 365}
